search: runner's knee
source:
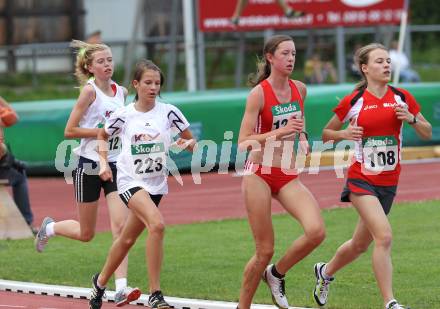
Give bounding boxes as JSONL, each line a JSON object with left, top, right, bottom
{"left": 79, "top": 231, "right": 95, "bottom": 242}
{"left": 374, "top": 231, "right": 392, "bottom": 249}
{"left": 351, "top": 240, "right": 370, "bottom": 254}
{"left": 305, "top": 224, "right": 326, "bottom": 246}
{"left": 111, "top": 221, "right": 125, "bottom": 238}
{"left": 255, "top": 244, "right": 274, "bottom": 265}
{"left": 149, "top": 222, "right": 165, "bottom": 235}
{"left": 119, "top": 236, "right": 137, "bottom": 249}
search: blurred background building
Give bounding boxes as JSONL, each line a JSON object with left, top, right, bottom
{"left": 0, "top": 0, "right": 439, "bottom": 95}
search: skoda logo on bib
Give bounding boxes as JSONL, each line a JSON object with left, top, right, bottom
{"left": 271, "top": 101, "right": 302, "bottom": 130}
{"left": 131, "top": 140, "right": 166, "bottom": 178}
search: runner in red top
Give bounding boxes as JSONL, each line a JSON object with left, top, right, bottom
{"left": 237, "top": 35, "right": 325, "bottom": 309}
{"left": 334, "top": 84, "right": 420, "bottom": 187}
{"left": 312, "top": 43, "right": 432, "bottom": 309}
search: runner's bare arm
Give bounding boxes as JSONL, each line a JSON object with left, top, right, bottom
{"left": 65, "top": 85, "right": 99, "bottom": 138}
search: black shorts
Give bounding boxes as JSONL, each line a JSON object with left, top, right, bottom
{"left": 119, "top": 186, "right": 163, "bottom": 208}
{"left": 72, "top": 156, "right": 118, "bottom": 203}
{"left": 341, "top": 178, "right": 397, "bottom": 215}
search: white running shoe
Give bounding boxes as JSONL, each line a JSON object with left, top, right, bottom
{"left": 34, "top": 217, "right": 54, "bottom": 252}
{"left": 262, "top": 264, "right": 289, "bottom": 309}
{"left": 114, "top": 286, "right": 141, "bottom": 307}
{"left": 313, "top": 262, "right": 334, "bottom": 306}
{"left": 386, "top": 299, "right": 409, "bottom": 309}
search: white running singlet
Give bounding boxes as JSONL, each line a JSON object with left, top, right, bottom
{"left": 104, "top": 101, "right": 190, "bottom": 195}
{"left": 74, "top": 79, "right": 125, "bottom": 162}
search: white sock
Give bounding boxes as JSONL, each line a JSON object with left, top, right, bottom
{"left": 46, "top": 222, "right": 55, "bottom": 237}
{"left": 115, "top": 278, "right": 127, "bottom": 292}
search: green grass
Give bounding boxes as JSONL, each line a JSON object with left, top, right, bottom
{"left": 0, "top": 200, "right": 439, "bottom": 308}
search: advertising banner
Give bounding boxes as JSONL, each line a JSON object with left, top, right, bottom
{"left": 198, "top": 0, "right": 404, "bottom": 32}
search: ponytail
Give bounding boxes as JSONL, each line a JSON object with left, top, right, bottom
{"left": 248, "top": 56, "right": 271, "bottom": 87}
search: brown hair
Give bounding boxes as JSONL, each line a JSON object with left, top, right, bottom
{"left": 354, "top": 43, "right": 388, "bottom": 91}
{"left": 70, "top": 39, "right": 111, "bottom": 86}
{"left": 248, "top": 35, "right": 294, "bottom": 87}
{"left": 132, "top": 59, "right": 164, "bottom": 101}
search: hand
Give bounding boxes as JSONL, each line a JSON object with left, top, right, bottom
{"left": 174, "top": 138, "right": 195, "bottom": 149}
{"left": 170, "top": 138, "right": 197, "bottom": 152}
{"left": 344, "top": 118, "right": 363, "bottom": 141}
{"left": 394, "top": 104, "right": 413, "bottom": 122}
{"left": 278, "top": 117, "right": 304, "bottom": 138}
{"left": 0, "top": 106, "right": 19, "bottom": 127}
{"left": 298, "top": 133, "right": 310, "bottom": 156}
{"left": 99, "top": 164, "right": 113, "bottom": 182}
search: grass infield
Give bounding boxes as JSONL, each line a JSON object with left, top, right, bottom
{"left": 0, "top": 200, "right": 439, "bottom": 309}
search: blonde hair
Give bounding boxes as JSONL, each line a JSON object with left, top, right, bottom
{"left": 248, "top": 35, "right": 294, "bottom": 87}
{"left": 70, "top": 39, "right": 111, "bottom": 85}
{"left": 354, "top": 43, "right": 388, "bottom": 91}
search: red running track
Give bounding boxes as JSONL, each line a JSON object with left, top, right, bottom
{"left": 2, "top": 161, "right": 439, "bottom": 307}
{"left": 27, "top": 161, "right": 440, "bottom": 231}
{"left": 0, "top": 290, "right": 91, "bottom": 308}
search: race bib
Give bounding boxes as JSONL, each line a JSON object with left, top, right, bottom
{"left": 96, "top": 121, "right": 122, "bottom": 157}
{"left": 271, "top": 101, "right": 302, "bottom": 130}
{"left": 131, "top": 142, "right": 166, "bottom": 178}
{"left": 108, "top": 136, "right": 122, "bottom": 157}
{"left": 362, "top": 136, "right": 398, "bottom": 172}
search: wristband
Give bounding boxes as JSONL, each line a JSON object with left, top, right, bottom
{"left": 409, "top": 115, "right": 417, "bottom": 125}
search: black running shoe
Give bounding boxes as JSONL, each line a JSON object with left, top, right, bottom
{"left": 89, "top": 273, "right": 106, "bottom": 309}
{"left": 148, "top": 290, "right": 170, "bottom": 309}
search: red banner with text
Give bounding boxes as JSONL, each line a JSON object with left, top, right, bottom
{"left": 198, "top": 0, "right": 404, "bottom": 32}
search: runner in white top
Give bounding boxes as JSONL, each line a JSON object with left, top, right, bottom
{"left": 35, "top": 40, "right": 140, "bottom": 306}
{"left": 75, "top": 78, "right": 125, "bottom": 163}
{"left": 89, "top": 59, "right": 195, "bottom": 309}
{"left": 107, "top": 100, "right": 189, "bottom": 196}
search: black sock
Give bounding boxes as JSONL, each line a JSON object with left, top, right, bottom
{"left": 271, "top": 264, "right": 285, "bottom": 278}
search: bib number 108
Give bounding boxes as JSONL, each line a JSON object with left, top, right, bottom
{"left": 367, "top": 150, "right": 396, "bottom": 168}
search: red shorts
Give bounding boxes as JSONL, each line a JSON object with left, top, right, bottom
{"left": 244, "top": 161, "right": 298, "bottom": 194}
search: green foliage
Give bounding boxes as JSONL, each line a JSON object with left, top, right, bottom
{"left": 410, "top": 1, "right": 440, "bottom": 25}
{"left": 0, "top": 72, "right": 78, "bottom": 102}
{"left": 0, "top": 200, "right": 439, "bottom": 308}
